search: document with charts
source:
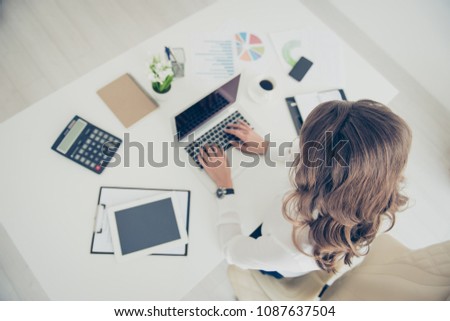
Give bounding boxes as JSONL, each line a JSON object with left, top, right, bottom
{"left": 270, "top": 29, "right": 345, "bottom": 88}
{"left": 191, "top": 32, "right": 237, "bottom": 79}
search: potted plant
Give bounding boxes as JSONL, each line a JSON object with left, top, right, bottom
{"left": 148, "top": 55, "right": 174, "bottom": 100}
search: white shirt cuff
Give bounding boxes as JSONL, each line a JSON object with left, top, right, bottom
{"left": 217, "top": 194, "right": 239, "bottom": 224}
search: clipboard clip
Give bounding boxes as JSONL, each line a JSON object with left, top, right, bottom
{"left": 95, "top": 204, "right": 106, "bottom": 234}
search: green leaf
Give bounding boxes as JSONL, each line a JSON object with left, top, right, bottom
{"left": 152, "top": 82, "right": 160, "bottom": 92}
{"left": 161, "top": 74, "right": 174, "bottom": 92}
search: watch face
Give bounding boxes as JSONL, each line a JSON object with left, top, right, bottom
{"left": 216, "top": 188, "right": 225, "bottom": 198}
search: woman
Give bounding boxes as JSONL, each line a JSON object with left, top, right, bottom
{"left": 198, "top": 99, "right": 412, "bottom": 277}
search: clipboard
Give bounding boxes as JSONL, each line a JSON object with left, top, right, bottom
{"left": 90, "top": 186, "right": 190, "bottom": 256}
{"left": 285, "top": 89, "right": 347, "bottom": 134}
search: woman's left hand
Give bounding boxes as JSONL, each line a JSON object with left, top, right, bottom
{"left": 197, "top": 144, "right": 233, "bottom": 188}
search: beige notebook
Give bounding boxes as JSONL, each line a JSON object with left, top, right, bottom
{"left": 97, "top": 74, "right": 158, "bottom": 128}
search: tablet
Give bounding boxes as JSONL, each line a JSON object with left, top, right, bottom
{"left": 107, "top": 192, "right": 188, "bottom": 262}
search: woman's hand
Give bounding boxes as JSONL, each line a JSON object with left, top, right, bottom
{"left": 197, "top": 144, "right": 233, "bottom": 188}
{"left": 224, "top": 120, "right": 268, "bottom": 155}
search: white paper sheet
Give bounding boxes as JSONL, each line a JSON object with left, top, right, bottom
{"left": 294, "top": 89, "right": 345, "bottom": 121}
{"left": 270, "top": 29, "right": 345, "bottom": 88}
{"left": 191, "top": 32, "right": 236, "bottom": 79}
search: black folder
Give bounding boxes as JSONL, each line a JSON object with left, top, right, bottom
{"left": 285, "top": 89, "right": 347, "bottom": 134}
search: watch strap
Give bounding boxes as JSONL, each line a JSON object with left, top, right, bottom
{"left": 216, "top": 187, "right": 235, "bottom": 198}
{"left": 224, "top": 188, "right": 234, "bottom": 195}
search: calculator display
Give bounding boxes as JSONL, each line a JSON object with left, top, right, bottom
{"left": 57, "top": 119, "right": 87, "bottom": 154}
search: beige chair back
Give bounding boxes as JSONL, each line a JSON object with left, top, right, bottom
{"left": 321, "top": 235, "right": 450, "bottom": 300}
{"left": 227, "top": 235, "right": 450, "bottom": 300}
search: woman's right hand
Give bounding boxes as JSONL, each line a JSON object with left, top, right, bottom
{"left": 224, "top": 120, "right": 268, "bottom": 155}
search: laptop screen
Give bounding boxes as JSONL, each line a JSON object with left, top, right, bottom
{"left": 175, "top": 75, "right": 240, "bottom": 140}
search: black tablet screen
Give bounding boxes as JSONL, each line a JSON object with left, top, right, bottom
{"left": 114, "top": 198, "right": 180, "bottom": 255}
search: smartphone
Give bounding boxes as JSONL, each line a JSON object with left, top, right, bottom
{"left": 288, "top": 57, "right": 313, "bottom": 82}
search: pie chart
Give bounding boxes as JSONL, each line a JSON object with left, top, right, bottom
{"left": 235, "top": 32, "right": 265, "bottom": 61}
{"left": 282, "top": 40, "right": 302, "bottom": 66}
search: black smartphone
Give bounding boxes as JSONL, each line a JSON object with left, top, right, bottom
{"left": 288, "top": 57, "right": 313, "bottom": 82}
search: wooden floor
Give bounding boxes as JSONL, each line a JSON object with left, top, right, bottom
{"left": 0, "top": 0, "right": 215, "bottom": 123}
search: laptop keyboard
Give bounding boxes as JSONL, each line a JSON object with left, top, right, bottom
{"left": 185, "top": 111, "right": 250, "bottom": 168}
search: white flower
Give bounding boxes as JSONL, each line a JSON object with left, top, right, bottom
{"left": 159, "top": 70, "right": 171, "bottom": 81}
{"left": 148, "top": 54, "right": 174, "bottom": 86}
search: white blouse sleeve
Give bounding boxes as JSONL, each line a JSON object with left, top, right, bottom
{"left": 215, "top": 137, "right": 306, "bottom": 272}
{"left": 217, "top": 192, "right": 296, "bottom": 272}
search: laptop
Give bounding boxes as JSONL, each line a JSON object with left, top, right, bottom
{"left": 172, "top": 74, "right": 260, "bottom": 190}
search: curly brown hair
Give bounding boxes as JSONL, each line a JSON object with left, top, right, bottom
{"left": 283, "top": 100, "right": 412, "bottom": 273}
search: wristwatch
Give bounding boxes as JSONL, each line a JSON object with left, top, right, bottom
{"left": 216, "top": 187, "right": 235, "bottom": 199}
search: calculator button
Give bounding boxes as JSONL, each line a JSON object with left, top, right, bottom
{"left": 86, "top": 139, "right": 92, "bottom": 144}
{"left": 103, "top": 134, "right": 109, "bottom": 139}
{"left": 94, "top": 157, "right": 99, "bottom": 162}
{"left": 74, "top": 155, "right": 80, "bottom": 160}
{"left": 90, "top": 163, "right": 95, "bottom": 168}
{"left": 80, "top": 157, "right": 86, "bottom": 162}
{"left": 90, "top": 134, "right": 95, "bottom": 139}
{"left": 82, "top": 144, "right": 88, "bottom": 149}
{"left": 94, "top": 136, "right": 100, "bottom": 142}
{"left": 94, "top": 129, "right": 99, "bottom": 134}
{"left": 79, "top": 149, "right": 85, "bottom": 154}
{"left": 100, "top": 139, "right": 105, "bottom": 144}
{"left": 89, "top": 154, "right": 94, "bottom": 159}
{"left": 95, "top": 165, "right": 101, "bottom": 172}
{"left": 85, "top": 160, "right": 91, "bottom": 166}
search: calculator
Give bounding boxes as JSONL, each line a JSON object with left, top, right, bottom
{"left": 51, "top": 116, "right": 122, "bottom": 174}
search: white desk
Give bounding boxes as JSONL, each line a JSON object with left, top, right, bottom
{"left": 0, "top": 0, "right": 396, "bottom": 300}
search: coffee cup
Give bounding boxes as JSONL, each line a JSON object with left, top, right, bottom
{"left": 248, "top": 75, "right": 277, "bottom": 103}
